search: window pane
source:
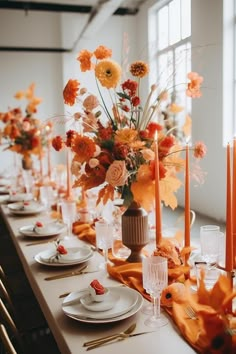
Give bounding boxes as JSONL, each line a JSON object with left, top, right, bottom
{"left": 181, "top": 0, "right": 191, "bottom": 39}
{"left": 158, "top": 6, "right": 168, "bottom": 50}
{"left": 158, "top": 51, "right": 174, "bottom": 91}
{"left": 169, "top": 0, "right": 181, "bottom": 45}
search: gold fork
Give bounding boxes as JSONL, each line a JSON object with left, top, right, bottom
{"left": 184, "top": 305, "right": 198, "bottom": 320}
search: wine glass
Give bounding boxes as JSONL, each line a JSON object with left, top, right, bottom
{"left": 61, "top": 200, "right": 77, "bottom": 240}
{"left": 95, "top": 219, "right": 113, "bottom": 272}
{"left": 143, "top": 255, "right": 168, "bottom": 328}
{"left": 22, "top": 170, "right": 34, "bottom": 198}
{"left": 141, "top": 256, "right": 154, "bottom": 315}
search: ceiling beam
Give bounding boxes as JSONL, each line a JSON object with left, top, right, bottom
{"left": 0, "top": 1, "right": 138, "bottom": 15}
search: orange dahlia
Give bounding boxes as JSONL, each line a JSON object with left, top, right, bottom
{"left": 63, "top": 79, "right": 79, "bottom": 106}
{"left": 71, "top": 135, "right": 96, "bottom": 163}
{"left": 94, "top": 45, "right": 112, "bottom": 60}
{"left": 77, "top": 49, "right": 93, "bottom": 72}
{"left": 130, "top": 61, "right": 149, "bottom": 78}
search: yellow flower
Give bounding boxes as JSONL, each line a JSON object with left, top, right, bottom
{"left": 115, "top": 128, "right": 138, "bottom": 144}
{"left": 95, "top": 60, "right": 121, "bottom": 89}
{"left": 130, "top": 61, "right": 149, "bottom": 78}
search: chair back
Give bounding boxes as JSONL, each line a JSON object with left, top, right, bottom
{"left": 0, "top": 323, "right": 18, "bottom": 354}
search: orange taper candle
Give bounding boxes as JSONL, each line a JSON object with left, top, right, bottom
{"left": 184, "top": 144, "right": 190, "bottom": 248}
{"left": 66, "top": 148, "right": 72, "bottom": 200}
{"left": 232, "top": 138, "right": 236, "bottom": 268}
{"left": 225, "top": 143, "right": 233, "bottom": 271}
{"left": 154, "top": 132, "right": 162, "bottom": 247}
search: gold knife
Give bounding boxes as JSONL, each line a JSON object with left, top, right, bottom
{"left": 26, "top": 238, "right": 57, "bottom": 246}
{"left": 44, "top": 264, "right": 87, "bottom": 281}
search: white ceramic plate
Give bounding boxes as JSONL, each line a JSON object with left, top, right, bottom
{"left": 34, "top": 246, "right": 93, "bottom": 267}
{"left": 62, "top": 287, "right": 142, "bottom": 323}
{"left": 80, "top": 291, "right": 120, "bottom": 312}
{"left": 19, "top": 223, "right": 66, "bottom": 238}
{"left": 8, "top": 202, "right": 44, "bottom": 215}
{"left": 0, "top": 186, "right": 9, "bottom": 195}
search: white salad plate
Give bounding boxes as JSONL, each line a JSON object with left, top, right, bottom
{"left": 8, "top": 201, "right": 44, "bottom": 215}
{"left": 19, "top": 223, "right": 66, "bottom": 238}
{"left": 34, "top": 246, "right": 93, "bottom": 267}
{"left": 62, "top": 286, "right": 143, "bottom": 323}
{"left": 80, "top": 291, "right": 120, "bottom": 312}
{"left": 8, "top": 193, "right": 33, "bottom": 202}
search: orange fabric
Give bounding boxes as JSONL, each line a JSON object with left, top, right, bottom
{"left": 72, "top": 223, "right": 236, "bottom": 353}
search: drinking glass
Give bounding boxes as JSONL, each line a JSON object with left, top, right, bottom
{"left": 95, "top": 220, "right": 113, "bottom": 271}
{"left": 141, "top": 256, "right": 153, "bottom": 315}
{"left": 200, "top": 225, "right": 220, "bottom": 264}
{"left": 22, "top": 170, "right": 34, "bottom": 197}
{"left": 39, "top": 186, "right": 54, "bottom": 214}
{"left": 143, "top": 255, "right": 168, "bottom": 328}
{"left": 61, "top": 200, "right": 77, "bottom": 239}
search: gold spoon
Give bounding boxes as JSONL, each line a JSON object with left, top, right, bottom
{"left": 83, "top": 323, "right": 136, "bottom": 348}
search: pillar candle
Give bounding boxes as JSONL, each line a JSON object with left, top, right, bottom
{"left": 232, "top": 138, "right": 236, "bottom": 268}
{"left": 225, "top": 143, "right": 233, "bottom": 272}
{"left": 66, "top": 148, "right": 72, "bottom": 200}
{"left": 184, "top": 144, "right": 190, "bottom": 248}
{"left": 47, "top": 140, "right": 51, "bottom": 180}
{"left": 154, "top": 132, "right": 162, "bottom": 247}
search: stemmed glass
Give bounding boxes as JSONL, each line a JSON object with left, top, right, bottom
{"left": 95, "top": 219, "right": 113, "bottom": 272}
{"left": 22, "top": 170, "right": 34, "bottom": 198}
{"left": 61, "top": 200, "right": 77, "bottom": 240}
{"left": 39, "top": 186, "right": 54, "bottom": 215}
{"left": 142, "top": 255, "right": 168, "bottom": 328}
{"left": 141, "top": 256, "right": 153, "bottom": 315}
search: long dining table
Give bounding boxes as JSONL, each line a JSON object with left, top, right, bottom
{"left": 0, "top": 203, "right": 197, "bottom": 354}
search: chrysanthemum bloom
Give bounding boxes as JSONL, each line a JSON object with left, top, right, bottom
{"left": 97, "top": 122, "right": 113, "bottom": 140}
{"left": 146, "top": 122, "right": 163, "bottom": 139}
{"left": 130, "top": 61, "right": 149, "bottom": 78}
{"left": 186, "top": 71, "right": 203, "bottom": 98}
{"left": 159, "top": 135, "right": 175, "bottom": 158}
{"left": 131, "top": 96, "right": 140, "bottom": 107}
{"left": 115, "top": 128, "right": 138, "bottom": 144}
{"left": 194, "top": 141, "right": 207, "bottom": 158}
{"left": 121, "top": 79, "right": 138, "bottom": 96}
{"left": 52, "top": 136, "right": 64, "bottom": 151}
{"left": 66, "top": 129, "right": 77, "bottom": 147}
{"left": 83, "top": 95, "right": 99, "bottom": 111}
{"left": 113, "top": 142, "right": 129, "bottom": 159}
{"left": 63, "top": 79, "right": 79, "bottom": 106}
{"left": 77, "top": 49, "right": 93, "bottom": 72}
{"left": 95, "top": 60, "right": 121, "bottom": 89}
{"left": 94, "top": 45, "right": 112, "bottom": 60}
{"left": 71, "top": 135, "right": 96, "bottom": 163}
{"left": 105, "top": 160, "right": 128, "bottom": 187}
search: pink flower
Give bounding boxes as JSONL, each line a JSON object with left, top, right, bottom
{"left": 193, "top": 141, "right": 207, "bottom": 158}
{"left": 105, "top": 160, "right": 128, "bottom": 187}
{"left": 83, "top": 95, "right": 99, "bottom": 111}
{"left": 186, "top": 72, "right": 203, "bottom": 98}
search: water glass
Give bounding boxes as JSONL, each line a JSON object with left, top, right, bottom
{"left": 61, "top": 200, "right": 77, "bottom": 239}
{"left": 22, "top": 170, "right": 34, "bottom": 197}
{"left": 200, "top": 225, "right": 220, "bottom": 264}
{"left": 95, "top": 220, "right": 113, "bottom": 271}
{"left": 195, "top": 262, "right": 221, "bottom": 290}
{"left": 39, "top": 186, "right": 54, "bottom": 214}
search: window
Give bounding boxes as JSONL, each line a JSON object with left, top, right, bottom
{"left": 149, "top": 0, "right": 191, "bottom": 141}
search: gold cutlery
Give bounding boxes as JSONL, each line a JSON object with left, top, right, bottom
{"left": 83, "top": 323, "right": 136, "bottom": 348}
{"left": 44, "top": 264, "right": 92, "bottom": 280}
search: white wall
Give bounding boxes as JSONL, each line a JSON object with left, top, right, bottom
{"left": 0, "top": 0, "right": 228, "bottom": 222}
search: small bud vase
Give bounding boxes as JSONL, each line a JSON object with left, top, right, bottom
{"left": 121, "top": 201, "right": 149, "bottom": 262}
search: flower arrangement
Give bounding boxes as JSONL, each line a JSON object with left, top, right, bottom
{"left": 52, "top": 45, "right": 206, "bottom": 211}
{"left": 0, "top": 83, "right": 51, "bottom": 168}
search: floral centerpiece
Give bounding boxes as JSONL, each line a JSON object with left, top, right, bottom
{"left": 0, "top": 83, "right": 50, "bottom": 170}
{"left": 52, "top": 45, "right": 206, "bottom": 213}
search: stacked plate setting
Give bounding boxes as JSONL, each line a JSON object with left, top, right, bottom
{"left": 62, "top": 287, "right": 143, "bottom": 323}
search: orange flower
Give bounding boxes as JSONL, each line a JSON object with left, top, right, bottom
{"left": 71, "top": 135, "right": 96, "bottom": 163}
{"left": 95, "top": 60, "right": 121, "bottom": 89}
{"left": 77, "top": 49, "right": 93, "bottom": 72}
{"left": 52, "top": 136, "right": 64, "bottom": 151}
{"left": 115, "top": 128, "right": 138, "bottom": 144}
{"left": 193, "top": 141, "right": 207, "bottom": 158}
{"left": 161, "top": 282, "right": 187, "bottom": 307}
{"left": 94, "top": 45, "right": 112, "bottom": 60}
{"left": 63, "top": 79, "right": 79, "bottom": 106}
{"left": 130, "top": 61, "right": 149, "bottom": 78}
{"left": 186, "top": 71, "right": 203, "bottom": 98}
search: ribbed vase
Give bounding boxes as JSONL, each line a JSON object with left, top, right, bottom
{"left": 121, "top": 201, "right": 149, "bottom": 262}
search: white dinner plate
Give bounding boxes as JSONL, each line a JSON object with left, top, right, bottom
{"left": 34, "top": 246, "right": 93, "bottom": 267}
{"left": 62, "top": 286, "right": 143, "bottom": 323}
{"left": 19, "top": 223, "right": 66, "bottom": 238}
{"left": 0, "top": 186, "right": 9, "bottom": 195}
{"left": 8, "top": 201, "right": 44, "bottom": 215}
{"left": 80, "top": 291, "right": 120, "bottom": 312}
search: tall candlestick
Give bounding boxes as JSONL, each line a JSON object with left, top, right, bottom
{"left": 226, "top": 143, "right": 233, "bottom": 271}
{"left": 66, "top": 148, "right": 72, "bottom": 200}
{"left": 184, "top": 144, "right": 190, "bottom": 248}
{"left": 232, "top": 138, "right": 236, "bottom": 268}
{"left": 154, "top": 132, "right": 162, "bottom": 247}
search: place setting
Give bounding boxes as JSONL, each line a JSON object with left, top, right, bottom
{"left": 19, "top": 220, "right": 66, "bottom": 238}
{"left": 62, "top": 279, "right": 143, "bottom": 324}
{"left": 8, "top": 200, "right": 44, "bottom": 216}
{"left": 34, "top": 240, "right": 94, "bottom": 267}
